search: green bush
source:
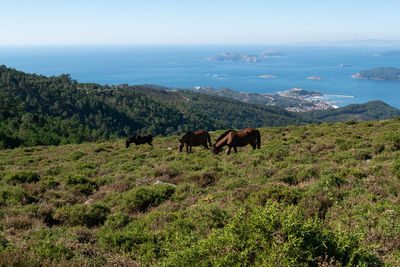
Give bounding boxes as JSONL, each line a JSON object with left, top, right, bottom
{"left": 162, "top": 203, "right": 381, "bottom": 266}
{"left": 53, "top": 203, "right": 110, "bottom": 227}
{"left": 0, "top": 235, "right": 8, "bottom": 251}
{"left": 65, "top": 175, "right": 98, "bottom": 195}
{"left": 69, "top": 151, "right": 86, "bottom": 160}
{"left": 246, "top": 185, "right": 302, "bottom": 206}
{"left": 5, "top": 171, "right": 40, "bottom": 184}
{"left": 104, "top": 212, "right": 131, "bottom": 229}
{"left": 0, "top": 186, "right": 37, "bottom": 206}
{"left": 123, "top": 184, "right": 176, "bottom": 212}
{"left": 264, "top": 140, "right": 290, "bottom": 161}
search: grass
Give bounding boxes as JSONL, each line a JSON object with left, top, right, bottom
{"left": 1, "top": 119, "right": 400, "bottom": 265}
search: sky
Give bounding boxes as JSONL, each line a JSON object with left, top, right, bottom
{"left": 1, "top": 0, "right": 400, "bottom": 45}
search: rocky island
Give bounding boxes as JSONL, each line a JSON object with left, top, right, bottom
{"left": 258, "top": 74, "right": 277, "bottom": 78}
{"left": 260, "top": 49, "right": 286, "bottom": 58}
{"left": 307, "top": 76, "right": 323, "bottom": 80}
{"left": 205, "top": 49, "right": 286, "bottom": 63}
{"left": 352, "top": 67, "right": 400, "bottom": 81}
{"left": 204, "top": 52, "right": 259, "bottom": 63}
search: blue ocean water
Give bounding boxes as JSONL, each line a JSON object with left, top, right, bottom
{"left": 0, "top": 45, "right": 400, "bottom": 107}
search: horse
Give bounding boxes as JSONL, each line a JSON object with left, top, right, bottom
{"left": 178, "top": 130, "right": 212, "bottom": 153}
{"left": 213, "top": 129, "right": 235, "bottom": 146}
{"left": 212, "top": 128, "right": 260, "bottom": 155}
{"left": 125, "top": 134, "right": 153, "bottom": 148}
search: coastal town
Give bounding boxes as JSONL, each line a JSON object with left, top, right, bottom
{"left": 278, "top": 88, "right": 337, "bottom": 112}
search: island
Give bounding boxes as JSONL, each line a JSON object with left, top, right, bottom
{"left": 352, "top": 67, "right": 400, "bottom": 81}
{"left": 204, "top": 49, "right": 286, "bottom": 63}
{"left": 307, "top": 76, "right": 323, "bottom": 80}
{"left": 258, "top": 74, "right": 277, "bottom": 78}
{"left": 204, "top": 52, "right": 259, "bottom": 63}
{"left": 372, "top": 50, "right": 400, "bottom": 57}
{"left": 260, "top": 49, "right": 286, "bottom": 58}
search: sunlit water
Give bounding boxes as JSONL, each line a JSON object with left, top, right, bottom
{"left": 0, "top": 45, "right": 399, "bottom": 107}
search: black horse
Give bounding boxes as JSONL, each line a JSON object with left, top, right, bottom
{"left": 126, "top": 134, "right": 153, "bottom": 148}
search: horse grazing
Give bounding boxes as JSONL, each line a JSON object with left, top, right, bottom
{"left": 126, "top": 134, "right": 153, "bottom": 148}
{"left": 179, "top": 130, "right": 212, "bottom": 153}
{"left": 213, "top": 129, "right": 235, "bottom": 146}
{"left": 212, "top": 128, "right": 260, "bottom": 155}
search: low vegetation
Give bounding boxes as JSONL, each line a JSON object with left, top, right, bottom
{"left": 1, "top": 118, "right": 400, "bottom": 265}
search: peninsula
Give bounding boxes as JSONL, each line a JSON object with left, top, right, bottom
{"left": 352, "top": 67, "right": 400, "bottom": 81}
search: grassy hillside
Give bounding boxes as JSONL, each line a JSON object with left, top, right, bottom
{"left": 1, "top": 119, "right": 400, "bottom": 265}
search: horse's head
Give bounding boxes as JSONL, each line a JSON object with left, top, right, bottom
{"left": 178, "top": 138, "right": 184, "bottom": 152}
{"left": 125, "top": 139, "right": 131, "bottom": 148}
{"left": 212, "top": 145, "right": 222, "bottom": 154}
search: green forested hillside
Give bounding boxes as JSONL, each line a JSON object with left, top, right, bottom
{"left": 303, "top": 100, "right": 400, "bottom": 122}
{"left": 2, "top": 65, "right": 400, "bottom": 150}
{"left": 0, "top": 66, "right": 307, "bottom": 149}
{"left": 1, "top": 119, "right": 400, "bottom": 265}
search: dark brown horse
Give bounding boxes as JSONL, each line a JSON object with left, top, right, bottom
{"left": 126, "top": 134, "right": 153, "bottom": 148}
{"left": 179, "top": 130, "right": 212, "bottom": 153}
{"left": 212, "top": 128, "right": 260, "bottom": 155}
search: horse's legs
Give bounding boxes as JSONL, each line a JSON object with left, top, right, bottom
{"left": 251, "top": 143, "right": 256, "bottom": 150}
{"left": 233, "top": 146, "right": 237, "bottom": 153}
{"left": 226, "top": 146, "right": 231, "bottom": 155}
{"left": 186, "top": 144, "right": 189, "bottom": 153}
{"left": 190, "top": 146, "right": 192, "bottom": 153}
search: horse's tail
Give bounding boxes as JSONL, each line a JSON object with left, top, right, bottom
{"left": 207, "top": 132, "right": 212, "bottom": 147}
{"left": 256, "top": 129, "right": 261, "bottom": 149}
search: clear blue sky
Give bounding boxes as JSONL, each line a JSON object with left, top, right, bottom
{"left": 1, "top": 0, "right": 400, "bottom": 45}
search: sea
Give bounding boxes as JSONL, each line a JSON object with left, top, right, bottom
{"left": 0, "top": 45, "right": 400, "bottom": 108}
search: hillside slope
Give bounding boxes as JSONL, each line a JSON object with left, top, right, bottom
{"left": 1, "top": 119, "right": 400, "bottom": 265}
{"left": 302, "top": 100, "right": 400, "bottom": 122}
{"left": 0, "top": 66, "right": 308, "bottom": 149}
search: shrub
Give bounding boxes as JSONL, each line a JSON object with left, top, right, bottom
{"left": 188, "top": 171, "right": 218, "bottom": 187}
{"left": 123, "top": 184, "right": 176, "bottom": 212}
{"left": 0, "top": 235, "right": 8, "bottom": 251}
{"left": 53, "top": 203, "right": 110, "bottom": 227}
{"left": 0, "top": 186, "right": 37, "bottom": 206}
{"left": 69, "top": 151, "right": 86, "bottom": 160}
{"left": 264, "top": 140, "right": 290, "bottom": 161}
{"left": 5, "top": 171, "right": 40, "bottom": 184}
{"left": 246, "top": 185, "right": 302, "bottom": 206}
{"left": 65, "top": 175, "right": 98, "bottom": 195}
{"left": 162, "top": 203, "right": 381, "bottom": 266}
{"left": 104, "top": 212, "right": 131, "bottom": 229}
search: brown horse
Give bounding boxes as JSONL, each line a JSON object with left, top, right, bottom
{"left": 212, "top": 128, "right": 260, "bottom": 155}
{"left": 179, "top": 130, "right": 212, "bottom": 153}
